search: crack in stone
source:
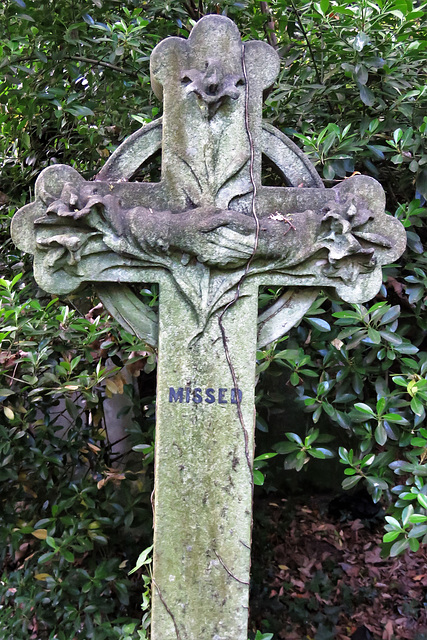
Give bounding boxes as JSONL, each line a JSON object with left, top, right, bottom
{"left": 214, "top": 550, "right": 250, "bottom": 586}
{"left": 153, "top": 578, "right": 185, "bottom": 640}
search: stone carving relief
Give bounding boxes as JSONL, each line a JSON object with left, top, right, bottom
{"left": 12, "top": 15, "right": 406, "bottom": 345}
{"left": 31, "top": 168, "right": 401, "bottom": 311}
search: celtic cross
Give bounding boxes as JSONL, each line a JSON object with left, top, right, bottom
{"left": 12, "top": 15, "right": 405, "bottom": 640}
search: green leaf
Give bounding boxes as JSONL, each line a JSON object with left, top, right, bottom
{"left": 376, "top": 397, "right": 386, "bottom": 415}
{"left": 383, "top": 530, "right": 400, "bottom": 542}
{"left": 129, "top": 545, "right": 153, "bottom": 575}
{"left": 305, "top": 429, "right": 319, "bottom": 446}
{"left": 408, "top": 523, "right": 427, "bottom": 538}
{"left": 0, "top": 388, "right": 15, "bottom": 399}
{"left": 332, "top": 311, "right": 361, "bottom": 319}
{"left": 317, "top": 380, "right": 332, "bottom": 395}
{"left": 299, "top": 369, "right": 319, "bottom": 378}
{"left": 395, "top": 342, "right": 419, "bottom": 355}
{"left": 253, "top": 470, "right": 264, "bottom": 486}
{"left": 382, "top": 413, "right": 406, "bottom": 423}
{"left": 309, "top": 447, "right": 334, "bottom": 459}
{"left": 39, "top": 552, "right": 56, "bottom": 564}
{"left": 133, "top": 444, "right": 152, "bottom": 452}
{"left": 361, "top": 454, "right": 375, "bottom": 467}
{"left": 338, "top": 447, "right": 350, "bottom": 463}
{"left": 256, "top": 417, "right": 269, "bottom": 432}
{"left": 379, "top": 330, "right": 402, "bottom": 346}
{"left": 312, "top": 406, "right": 322, "bottom": 423}
{"left": 254, "top": 633, "right": 274, "bottom": 640}
{"left": 365, "top": 476, "right": 388, "bottom": 490}
{"left": 60, "top": 548, "right": 75, "bottom": 563}
{"left": 375, "top": 423, "right": 387, "bottom": 446}
{"left": 417, "top": 493, "right": 427, "bottom": 508}
{"left": 402, "top": 504, "right": 414, "bottom": 526}
{"left": 254, "top": 452, "right": 278, "bottom": 461}
{"left": 344, "top": 468, "right": 356, "bottom": 475}
{"left": 285, "top": 432, "right": 303, "bottom": 444}
{"left": 306, "top": 317, "right": 331, "bottom": 332}
{"left": 393, "top": 128, "right": 403, "bottom": 144}
{"left": 408, "top": 538, "right": 420, "bottom": 552}
{"left": 359, "top": 85, "right": 375, "bottom": 106}
{"left": 305, "top": 397, "right": 317, "bottom": 406}
{"left": 290, "top": 371, "right": 300, "bottom": 386}
{"left": 46, "top": 536, "right": 58, "bottom": 550}
{"left": 354, "top": 64, "right": 368, "bottom": 85}
{"left": 385, "top": 515, "right": 403, "bottom": 530}
{"left": 274, "top": 441, "right": 300, "bottom": 454}
{"left": 353, "top": 31, "right": 369, "bottom": 51}
{"left": 409, "top": 514, "right": 427, "bottom": 523}
{"left": 410, "top": 396, "right": 424, "bottom": 416}
{"left": 390, "top": 538, "right": 409, "bottom": 556}
{"left": 379, "top": 305, "right": 400, "bottom": 325}
{"left": 392, "top": 376, "right": 408, "bottom": 387}
{"left": 367, "top": 327, "right": 381, "bottom": 343}
{"left": 354, "top": 403, "right": 375, "bottom": 416}
{"left": 66, "top": 105, "right": 95, "bottom": 117}
{"left": 342, "top": 475, "right": 362, "bottom": 490}
{"left": 256, "top": 361, "right": 270, "bottom": 374}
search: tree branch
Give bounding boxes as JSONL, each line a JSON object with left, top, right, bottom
{"left": 260, "top": 2, "right": 278, "bottom": 49}
{"left": 288, "top": 0, "right": 321, "bottom": 84}
{"left": 70, "top": 55, "right": 137, "bottom": 76}
{"left": 288, "top": 0, "right": 334, "bottom": 114}
{"left": 184, "top": 0, "right": 203, "bottom": 20}
{"left": 5, "top": 54, "right": 138, "bottom": 78}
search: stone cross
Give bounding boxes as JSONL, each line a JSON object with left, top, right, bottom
{"left": 12, "top": 15, "right": 406, "bottom": 640}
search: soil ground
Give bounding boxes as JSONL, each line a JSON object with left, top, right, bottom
{"left": 249, "top": 491, "right": 427, "bottom": 640}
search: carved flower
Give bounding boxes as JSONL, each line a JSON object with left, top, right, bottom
{"left": 37, "top": 232, "right": 96, "bottom": 267}
{"left": 181, "top": 58, "right": 244, "bottom": 116}
{"left": 317, "top": 198, "right": 382, "bottom": 282}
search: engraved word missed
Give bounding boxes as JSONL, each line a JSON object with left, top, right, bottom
{"left": 168, "top": 387, "right": 243, "bottom": 404}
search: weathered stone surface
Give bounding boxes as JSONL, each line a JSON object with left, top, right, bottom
{"left": 257, "top": 288, "right": 318, "bottom": 348}
{"left": 11, "top": 13, "right": 407, "bottom": 640}
{"left": 11, "top": 17, "right": 405, "bottom": 324}
{"left": 153, "top": 277, "right": 257, "bottom": 640}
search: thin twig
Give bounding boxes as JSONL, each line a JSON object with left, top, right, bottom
{"left": 288, "top": 0, "right": 334, "bottom": 114}
{"left": 70, "top": 55, "right": 137, "bottom": 76}
{"left": 152, "top": 578, "right": 182, "bottom": 640}
{"left": 214, "top": 551, "right": 250, "bottom": 585}
{"left": 5, "top": 54, "right": 137, "bottom": 77}
{"left": 9, "top": 361, "right": 18, "bottom": 387}
{"left": 239, "top": 539, "right": 251, "bottom": 549}
{"left": 109, "top": 450, "right": 134, "bottom": 462}
{"left": 151, "top": 488, "right": 155, "bottom": 517}
{"left": 288, "top": 0, "right": 321, "bottom": 84}
{"left": 109, "top": 434, "right": 130, "bottom": 447}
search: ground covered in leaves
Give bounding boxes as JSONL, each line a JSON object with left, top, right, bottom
{"left": 250, "top": 492, "right": 427, "bottom": 640}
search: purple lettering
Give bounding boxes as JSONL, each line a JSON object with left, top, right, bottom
{"left": 169, "top": 387, "right": 183, "bottom": 403}
{"left": 205, "top": 388, "right": 215, "bottom": 404}
{"left": 231, "top": 388, "right": 243, "bottom": 404}
{"left": 193, "top": 388, "right": 202, "bottom": 403}
{"left": 218, "top": 388, "right": 227, "bottom": 404}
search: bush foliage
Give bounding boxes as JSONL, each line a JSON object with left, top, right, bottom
{"left": 1, "top": 0, "right": 427, "bottom": 638}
